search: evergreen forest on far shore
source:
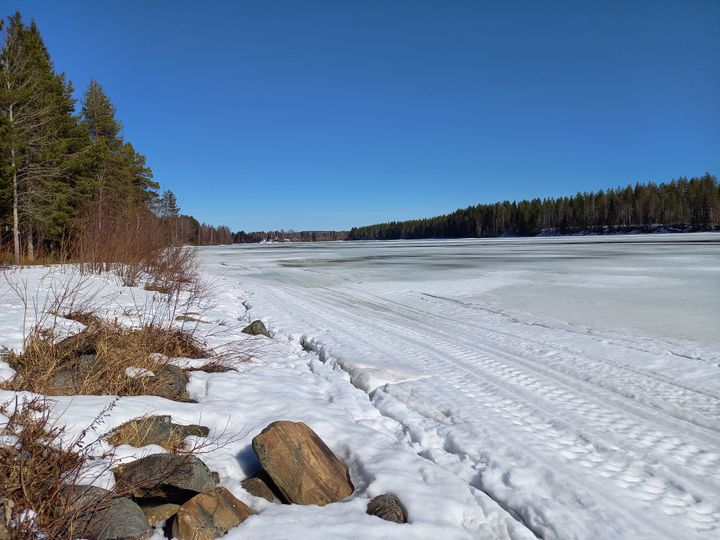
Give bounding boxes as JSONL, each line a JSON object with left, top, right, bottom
{"left": 348, "top": 175, "right": 720, "bottom": 241}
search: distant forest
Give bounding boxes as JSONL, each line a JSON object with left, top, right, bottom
{"left": 348, "top": 175, "right": 720, "bottom": 240}
{"left": 0, "top": 12, "right": 231, "bottom": 262}
{"left": 234, "top": 230, "right": 348, "bottom": 243}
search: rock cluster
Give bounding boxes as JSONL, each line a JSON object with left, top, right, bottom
{"left": 244, "top": 421, "right": 407, "bottom": 524}
{"left": 68, "top": 453, "right": 253, "bottom": 540}
{"left": 63, "top": 420, "right": 405, "bottom": 539}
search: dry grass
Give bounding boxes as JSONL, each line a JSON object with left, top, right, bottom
{"left": 0, "top": 397, "right": 115, "bottom": 539}
{"left": 1, "top": 318, "right": 207, "bottom": 399}
{"left": 0, "top": 399, "right": 221, "bottom": 539}
{"left": 105, "top": 418, "right": 189, "bottom": 452}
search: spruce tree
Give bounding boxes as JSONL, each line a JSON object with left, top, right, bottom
{"left": 0, "top": 13, "right": 87, "bottom": 261}
{"left": 79, "top": 79, "right": 157, "bottom": 231}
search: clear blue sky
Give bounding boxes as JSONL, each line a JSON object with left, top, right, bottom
{"left": 7, "top": 1, "right": 720, "bottom": 231}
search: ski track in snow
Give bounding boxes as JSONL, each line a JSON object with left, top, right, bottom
{"left": 201, "top": 234, "right": 720, "bottom": 540}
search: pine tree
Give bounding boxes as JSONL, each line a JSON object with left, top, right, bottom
{"left": 79, "top": 79, "right": 158, "bottom": 230}
{"left": 0, "top": 13, "right": 87, "bottom": 261}
{"left": 159, "top": 190, "right": 179, "bottom": 217}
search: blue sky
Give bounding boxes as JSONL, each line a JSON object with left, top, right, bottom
{"left": 7, "top": 1, "right": 720, "bottom": 231}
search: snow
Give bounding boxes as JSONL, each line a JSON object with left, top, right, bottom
{"left": 197, "top": 233, "right": 720, "bottom": 539}
{"left": 0, "top": 233, "right": 718, "bottom": 539}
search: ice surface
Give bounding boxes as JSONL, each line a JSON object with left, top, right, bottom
{"left": 198, "top": 233, "right": 720, "bottom": 539}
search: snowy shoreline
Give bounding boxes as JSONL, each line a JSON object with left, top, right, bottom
{"left": 0, "top": 267, "right": 529, "bottom": 539}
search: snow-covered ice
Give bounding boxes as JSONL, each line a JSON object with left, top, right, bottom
{"left": 198, "top": 233, "right": 720, "bottom": 539}
{"left": 0, "top": 233, "right": 718, "bottom": 539}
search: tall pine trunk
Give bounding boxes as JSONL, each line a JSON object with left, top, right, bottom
{"left": 12, "top": 160, "right": 20, "bottom": 264}
{"left": 27, "top": 222, "right": 34, "bottom": 261}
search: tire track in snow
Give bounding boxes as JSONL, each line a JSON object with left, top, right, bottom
{"left": 255, "top": 280, "right": 720, "bottom": 539}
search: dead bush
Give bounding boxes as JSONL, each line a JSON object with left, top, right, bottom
{"left": 0, "top": 399, "right": 226, "bottom": 539}
{"left": 0, "top": 397, "right": 115, "bottom": 539}
{"left": 1, "top": 319, "right": 207, "bottom": 399}
{"left": 73, "top": 200, "right": 201, "bottom": 296}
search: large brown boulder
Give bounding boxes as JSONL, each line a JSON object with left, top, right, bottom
{"left": 112, "top": 454, "right": 216, "bottom": 503}
{"left": 251, "top": 421, "right": 354, "bottom": 506}
{"left": 171, "top": 486, "right": 254, "bottom": 540}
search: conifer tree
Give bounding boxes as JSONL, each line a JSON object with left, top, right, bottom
{"left": 159, "top": 189, "right": 179, "bottom": 217}
{"left": 79, "top": 79, "right": 157, "bottom": 231}
{"left": 0, "top": 13, "right": 87, "bottom": 261}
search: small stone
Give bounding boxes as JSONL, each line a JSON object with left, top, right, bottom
{"left": 367, "top": 493, "right": 407, "bottom": 523}
{"left": 46, "top": 368, "right": 79, "bottom": 394}
{"left": 77, "top": 353, "right": 100, "bottom": 372}
{"left": 171, "top": 486, "right": 254, "bottom": 540}
{"left": 242, "top": 320, "right": 271, "bottom": 337}
{"left": 141, "top": 502, "right": 180, "bottom": 526}
{"left": 152, "top": 365, "right": 191, "bottom": 401}
{"left": 113, "top": 454, "right": 216, "bottom": 503}
{"left": 252, "top": 421, "right": 354, "bottom": 505}
{"left": 241, "top": 470, "right": 285, "bottom": 503}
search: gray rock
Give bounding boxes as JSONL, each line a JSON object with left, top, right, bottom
{"left": 112, "top": 454, "right": 216, "bottom": 503}
{"left": 77, "top": 353, "right": 100, "bottom": 372}
{"left": 242, "top": 320, "right": 271, "bottom": 338}
{"left": 46, "top": 368, "right": 79, "bottom": 394}
{"left": 152, "top": 365, "right": 191, "bottom": 402}
{"left": 65, "top": 485, "right": 152, "bottom": 540}
{"left": 367, "top": 493, "right": 407, "bottom": 524}
{"left": 106, "top": 415, "right": 209, "bottom": 450}
{"left": 44, "top": 354, "right": 100, "bottom": 395}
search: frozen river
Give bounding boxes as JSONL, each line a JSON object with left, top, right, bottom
{"left": 201, "top": 234, "right": 720, "bottom": 539}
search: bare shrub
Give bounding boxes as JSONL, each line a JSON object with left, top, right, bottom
{"left": 1, "top": 319, "right": 207, "bottom": 399}
{"left": 0, "top": 398, "right": 231, "bottom": 539}
{"left": 0, "top": 397, "right": 116, "bottom": 539}
{"left": 1, "top": 266, "right": 107, "bottom": 348}
{"left": 72, "top": 200, "right": 200, "bottom": 293}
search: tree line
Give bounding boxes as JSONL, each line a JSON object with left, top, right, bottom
{"left": 348, "top": 175, "right": 720, "bottom": 240}
{"left": 0, "top": 12, "right": 229, "bottom": 263}
{"left": 234, "top": 230, "right": 349, "bottom": 243}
